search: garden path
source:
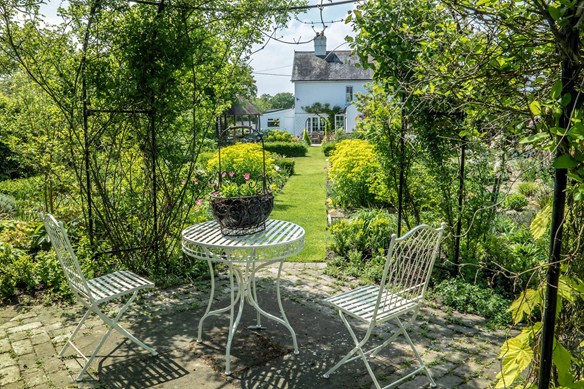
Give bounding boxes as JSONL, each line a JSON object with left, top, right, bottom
{"left": 271, "top": 146, "right": 328, "bottom": 262}
{"left": 0, "top": 263, "right": 509, "bottom": 388}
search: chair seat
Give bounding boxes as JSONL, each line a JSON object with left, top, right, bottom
{"left": 88, "top": 271, "right": 155, "bottom": 303}
{"left": 325, "top": 285, "right": 419, "bottom": 323}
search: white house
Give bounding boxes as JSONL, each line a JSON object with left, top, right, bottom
{"left": 259, "top": 107, "right": 295, "bottom": 134}
{"left": 260, "top": 33, "right": 372, "bottom": 139}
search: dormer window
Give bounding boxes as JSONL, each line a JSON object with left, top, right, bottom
{"left": 346, "top": 86, "right": 353, "bottom": 103}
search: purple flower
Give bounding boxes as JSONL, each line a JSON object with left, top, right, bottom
{"left": 243, "top": 172, "right": 250, "bottom": 180}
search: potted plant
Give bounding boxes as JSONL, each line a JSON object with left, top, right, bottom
{"left": 208, "top": 129, "right": 275, "bottom": 235}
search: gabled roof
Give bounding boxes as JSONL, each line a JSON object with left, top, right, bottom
{"left": 291, "top": 50, "right": 373, "bottom": 82}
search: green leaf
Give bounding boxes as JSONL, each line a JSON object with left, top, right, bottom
{"left": 508, "top": 289, "right": 542, "bottom": 324}
{"left": 567, "top": 172, "right": 583, "bottom": 183}
{"left": 568, "top": 124, "right": 584, "bottom": 140}
{"left": 550, "top": 126, "right": 568, "bottom": 136}
{"left": 530, "top": 100, "right": 542, "bottom": 116}
{"left": 530, "top": 204, "right": 552, "bottom": 240}
{"left": 553, "top": 154, "right": 578, "bottom": 169}
{"left": 562, "top": 93, "right": 572, "bottom": 107}
{"left": 520, "top": 132, "right": 549, "bottom": 144}
{"left": 553, "top": 340, "right": 574, "bottom": 386}
{"left": 496, "top": 335, "right": 534, "bottom": 388}
{"left": 551, "top": 79, "right": 563, "bottom": 99}
{"left": 549, "top": 5, "right": 562, "bottom": 20}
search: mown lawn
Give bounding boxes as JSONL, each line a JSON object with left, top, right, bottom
{"left": 271, "top": 146, "right": 328, "bottom": 262}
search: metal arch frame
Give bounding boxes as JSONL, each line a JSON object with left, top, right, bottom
{"left": 182, "top": 219, "right": 305, "bottom": 375}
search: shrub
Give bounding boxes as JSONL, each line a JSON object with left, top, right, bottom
{"left": 0, "top": 193, "right": 18, "bottom": 218}
{"left": 433, "top": 278, "right": 512, "bottom": 328}
{"left": 207, "top": 143, "right": 278, "bottom": 184}
{"left": 328, "top": 139, "right": 381, "bottom": 209}
{"left": 0, "top": 176, "right": 43, "bottom": 200}
{"left": 517, "top": 181, "right": 539, "bottom": 197}
{"left": 276, "top": 158, "right": 295, "bottom": 176}
{"left": 0, "top": 243, "right": 36, "bottom": 301}
{"left": 263, "top": 142, "right": 307, "bottom": 157}
{"left": 503, "top": 193, "right": 529, "bottom": 211}
{"left": 264, "top": 130, "right": 295, "bottom": 143}
{"left": 334, "top": 128, "right": 348, "bottom": 141}
{"left": 302, "top": 128, "right": 311, "bottom": 145}
{"left": 197, "top": 152, "right": 215, "bottom": 167}
{"left": 322, "top": 141, "right": 337, "bottom": 157}
{"left": 327, "top": 209, "right": 397, "bottom": 283}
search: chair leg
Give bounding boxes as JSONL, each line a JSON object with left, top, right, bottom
{"left": 60, "top": 308, "right": 92, "bottom": 357}
{"left": 95, "top": 292, "right": 157, "bottom": 356}
{"left": 397, "top": 318, "right": 436, "bottom": 387}
{"left": 323, "top": 311, "right": 376, "bottom": 382}
{"left": 339, "top": 312, "right": 383, "bottom": 389}
{"left": 72, "top": 292, "right": 157, "bottom": 381}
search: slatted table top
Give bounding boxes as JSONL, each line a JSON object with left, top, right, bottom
{"left": 181, "top": 219, "right": 305, "bottom": 262}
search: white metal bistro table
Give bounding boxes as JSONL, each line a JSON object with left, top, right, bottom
{"left": 181, "top": 219, "right": 305, "bottom": 375}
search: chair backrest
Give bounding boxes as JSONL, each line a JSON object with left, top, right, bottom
{"left": 374, "top": 222, "right": 446, "bottom": 321}
{"left": 42, "top": 213, "right": 92, "bottom": 301}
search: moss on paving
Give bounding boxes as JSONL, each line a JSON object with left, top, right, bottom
{"left": 271, "top": 146, "right": 328, "bottom": 262}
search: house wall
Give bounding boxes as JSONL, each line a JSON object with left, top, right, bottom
{"left": 293, "top": 80, "right": 368, "bottom": 133}
{"left": 259, "top": 108, "right": 296, "bottom": 135}
{"left": 345, "top": 104, "right": 361, "bottom": 134}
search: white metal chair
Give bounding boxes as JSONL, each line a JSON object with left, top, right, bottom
{"left": 323, "top": 222, "right": 446, "bottom": 389}
{"left": 42, "top": 213, "right": 157, "bottom": 381}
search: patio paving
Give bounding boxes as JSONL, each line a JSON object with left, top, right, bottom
{"left": 0, "top": 263, "right": 509, "bottom": 388}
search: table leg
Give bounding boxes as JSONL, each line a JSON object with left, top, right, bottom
{"left": 225, "top": 265, "right": 246, "bottom": 375}
{"left": 248, "top": 260, "right": 266, "bottom": 330}
{"left": 276, "top": 261, "right": 299, "bottom": 354}
{"left": 197, "top": 260, "right": 215, "bottom": 342}
{"left": 245, "top": 261, "right": 299, "bottom": 354}
{"left": 197, "top": 261, "right": 242, "bottom": 342}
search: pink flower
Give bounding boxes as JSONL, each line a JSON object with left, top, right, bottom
{"left": 243, "top": 172, "right": 250, "bottom": 180}
{"left": 221, "top": 172, "right": 227, "bottom": 178}
{"left": 229, "top": 171, "right": 235, "bottom": 177}
{"left": 181, "top": 179, "right": 187, "bottom": 185}
{"left": 196, "top": 199, "right": 203, "bottom": 206}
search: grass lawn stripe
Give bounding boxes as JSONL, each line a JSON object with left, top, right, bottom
{"left": 271, "top": 146, "right": 328, "bottom": 262}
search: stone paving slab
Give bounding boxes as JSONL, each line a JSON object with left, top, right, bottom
{"left": 0, "top": 263, "right": 511, "bottom": 388}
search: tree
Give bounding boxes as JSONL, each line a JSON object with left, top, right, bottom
{"left": 0, "top": 0, "right": 303, "bottom": 275}
{"left": 348, "top": 0, "right": 584, "bottom": 385}
{"left": 270, "top": 92, "right": 295, "bottom": 109}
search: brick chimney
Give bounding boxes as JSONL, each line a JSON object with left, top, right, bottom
{"left": 314, "top": 32, "right": 327, "bottom": 58}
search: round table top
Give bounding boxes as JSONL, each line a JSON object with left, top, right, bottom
{"left": 182, "top": 219, "right": 305, "bottom": 263}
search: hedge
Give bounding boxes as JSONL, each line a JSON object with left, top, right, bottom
{"left": 263, "top": 142, "right": 307, "bottom": 157}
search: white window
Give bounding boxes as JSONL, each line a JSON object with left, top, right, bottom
{"left": 267, "top": 118, "right": 280, "bottom": 128}
{"left": 346, "top": 86, "right": 354, "bottom": 103}
{"left": 335, "top": 114, "right": 345, "bottom": 129}
{"left": 307, "top": 117, "right": 325, "bottom": 132}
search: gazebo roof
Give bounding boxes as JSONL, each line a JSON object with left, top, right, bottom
{"left": 226, "top": 100, "right": 261, "bottom": 116}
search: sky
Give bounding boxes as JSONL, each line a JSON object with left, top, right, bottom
{"left": 39, "top": 1, "right": 357, "bottom": 97}
{"left": 249, "top": 2, "right": 356, "bottom": 96}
